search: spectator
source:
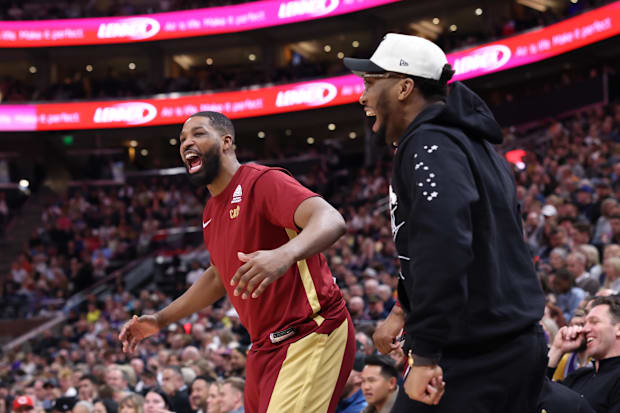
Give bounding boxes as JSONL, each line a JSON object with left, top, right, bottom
{"left": 554, "top": 268, "right": 587, "bottom": 321}
{"left": 551, "top": 309, "right": 592, "bottom": 381}
{"left": 189, "top": 376, "right": 211, "bottom": 413}
{"left": 219, "top": 378, "right": 244, "bottom": 413}
{"left": 547, "top": 295, "right": 620, "bottom": 412}
{"left": 105, "top": 368, "right": 130, "bottom": 394}
{"left": 229, "top": 348, "right": 246, "bottom": 378}
{"left": 13, "top": 396, "right": 35, "bottom": 413}
{"left": 602, "top": 257, "right": 620, "bottom": 292}
{"left": 92, "top": 399, "right": 117, "bottom": 413}
{"left": 207, "top": 382, "right": 222, "bottom": 413}
{"left": 143, "top": 389, "right": 170, "bottom": 413}
{"left": 360, "top": 355, "right": 398, "bottom": 413}
{"left": 77, "top": 376, "right": 98, "bottom": 403}
{"left": 335, "top": 355, "right": 367, "bottom": 413}
{"left": 119, "top": 395, "right": 143, "bottom": 413}
{"left": 161, "top": 367, "right": 191, "bottom": 413}
{"left": 73, "top": 401, "right": 95, "bottom": 413}
{"left": 567, "top": 252, "right": 600, "bottom": 295}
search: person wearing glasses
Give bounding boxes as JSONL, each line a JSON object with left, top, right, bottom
{"left": 344, "top": 34, "right": 547, "bottom": 412}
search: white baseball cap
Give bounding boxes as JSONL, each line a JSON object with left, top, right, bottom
{"left": 344, "top": 33, "right": 448, "bottom": 81}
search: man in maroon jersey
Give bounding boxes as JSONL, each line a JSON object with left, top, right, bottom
{"left": 119, "top": 111, "right": 355, "bottom": 413}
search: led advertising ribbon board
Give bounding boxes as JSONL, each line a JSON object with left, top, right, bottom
{"left": 0, "top": 0, "right": 400, "bottom": 47}
{"left": 0, "top": 2, "right": 618, "bottom": 131}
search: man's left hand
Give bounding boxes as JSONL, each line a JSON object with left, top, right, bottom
{"left": 404, "top": 364, "right": 445, "bottom": 405}
{"left": 231, "top": 250, "right": 295, "bottom": 299}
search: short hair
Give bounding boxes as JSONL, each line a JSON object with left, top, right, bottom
{"left": 189, "top": 111, "right": 235, "bottom": 141}
{"left": 79, "top": 375, "right": 98, "bottom": 385}
{"left": 568, "top": 251, "right": 587, "bottom": 265}
{"left": 74, "top": 401, "right": 94, "bottom": 413}
{"left": 573, "top": 222, "right": 592, "bottom": 236}
{"left": 222, "top": 377, "right": 245, "bottom": 394}
{"left": 191, "top": 375, "right": 214, "bottom": 388}
{"left": 589, "top": 295, "right": 620, "bottom": 324}
{"left": 550, "top": 247, "right": 568, "bottom": 259}
{"left": 364, "top": 355, "right": 398, "bottom": 380}
{"left": 163, "top": 365, "right": 183, "bottom": 379}
{"left": 410, "top": 64, "right": 455, "bottom": 101}
{"left": 554, "top": 268, "right": 572, "bottom": 282}
{"left": 145, "top": 388, "right": 170, "bottom": 409}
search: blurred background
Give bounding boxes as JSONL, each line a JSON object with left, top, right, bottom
{"left": 0, "top": 0, "right": 619, "bottom": 412}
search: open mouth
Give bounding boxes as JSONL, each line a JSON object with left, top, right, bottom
{"left": 586, "top": 337, "right": 595, "bottom": 345}
{"left": 185, "top": 152, "right": 203, "bottom": 174}
{"left": 365, "top": 108, "right": 379, "bottom": 132}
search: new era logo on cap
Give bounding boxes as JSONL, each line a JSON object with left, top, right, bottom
{"left": 343, "top": 33, "right": 448, "bottom": 81}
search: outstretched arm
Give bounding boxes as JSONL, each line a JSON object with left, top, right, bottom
{"left": 119, "top": 265, "right": 226, "bottom": 352}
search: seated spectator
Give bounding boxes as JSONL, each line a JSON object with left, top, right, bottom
{"left": 119, "top": 395, "right": 143, "bottom": 413}
{"left": 207, "top": 382, "right": 222, "bottom": 413}
{"left": 219, "top": 378, "right": 244, "bottom": 413}
{"left": 161, "top": 366, "right": 191, "bottom": 413}
{"left": 78, "top": 375, "right": 99, "bottom": 403}
{"left": 547, "top": 295, "right": 620, "bottom": 413}
{"left": 189, "top": 376, "right": 212, "bottom": 413}
{"left": 602, "top": 257, "right": 620, "bottom": 292}
{"left": 360, "top": 355, "right": 398, "bottom": 413}
{"left": 143, "top": 389, "right": 170, "bottom": 413}
{"left": 553, "top": 268, "right": 587, "bottom": 321}
{"left": 229, "top": 347, "right": 246, "bottom": 378}
{"left": 552, "top": 309, "right": 593, "bottom": 381}
{"left": 336, "top": 355, "right": 367, "bottom": 413}
{"left": 93, "top": 399, "right": 118, "bottom": 413}
{"left": 567, "top": 252, "right": 600, "bottom": 296}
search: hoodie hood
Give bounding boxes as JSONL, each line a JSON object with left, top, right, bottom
{"left": 405, "top": 81, "right": 503, "bottom": 145}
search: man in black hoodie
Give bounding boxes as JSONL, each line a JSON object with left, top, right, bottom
{"left": 344, "top": 34, "right": 547, "bottom": 412}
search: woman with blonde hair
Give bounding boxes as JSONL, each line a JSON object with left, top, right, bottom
{"left": 119, "top": 394, "right": 144, "bottom": 413}
{"left": 603, "top": 256, "right": 620, "bottom": 292}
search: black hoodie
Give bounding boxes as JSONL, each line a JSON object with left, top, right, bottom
{"left": 390, "top": 82, "right": 545, "bottom": 361}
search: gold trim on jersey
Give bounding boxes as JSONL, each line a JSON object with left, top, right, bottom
{"left": 285, "top": 228, "right": 324, "bottom": 327}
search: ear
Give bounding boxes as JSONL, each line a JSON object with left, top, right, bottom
{"left": 397, "top": 78, "right": 415, "bottom": 101}
{"left": 222, "top": 135, "right": 234, "bottom": 151}
{"left": 389, "top": 377, "right": 397, "bottom": 390}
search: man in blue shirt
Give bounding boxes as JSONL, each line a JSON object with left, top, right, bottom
{"left": 336, "top": 355, "right": 367, "bottom": 413}
{"left": 554, "top": 268, "right": 587, "bottom": 321}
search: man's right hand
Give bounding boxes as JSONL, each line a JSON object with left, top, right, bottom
{"left": 553, "top": 325, "right": 585, "bottom": 353}
{"left": 118, "top": 314, "right": 160, "bottom": 353}
{"left": 548, "top": 325, "right": 585, "bottom": 367}
{"left": 373, "top": 310, "right": 405, "bottom": 354}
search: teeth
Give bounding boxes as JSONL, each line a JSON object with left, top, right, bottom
{"left": 587, "top": 337, "right": 594, "bottom": 343}
{"left": 185, "top": 152, "right": 199, "bottom": 160}
{"left": 366, "top": 110, "right": 376, "bottom": 117}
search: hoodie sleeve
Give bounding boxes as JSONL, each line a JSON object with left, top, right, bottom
{"left": 401, "top": 129, "right": 479, "bottom": 361}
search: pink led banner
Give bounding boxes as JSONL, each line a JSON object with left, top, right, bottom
{"left": 0, "top": 0, "right": 399, "bottom": 47}
{"left": 0, "top": 75, "right": 365, "bottom": 131}
{"left": 448, "top": 1, "right": 620, "bottom": 81}
{"left": 1, "top": 2, "right": 618, "bottom": 131}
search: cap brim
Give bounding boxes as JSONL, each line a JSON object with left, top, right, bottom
{"left": 343, "top": 58, "right": 386, "bottom": 76}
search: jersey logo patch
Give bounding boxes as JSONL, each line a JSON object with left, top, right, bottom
{"left": 232, "top": 184, "right": 242, "bottom": 203}
{"left": 202, "top": 219, "right": 212, "bottom": 228}
{"left": 230, "top": 205, "right": 240, "bottom": 219}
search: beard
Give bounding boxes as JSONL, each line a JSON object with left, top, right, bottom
{"left": 187, "top": 143, "right": 221, "bottom": 187}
